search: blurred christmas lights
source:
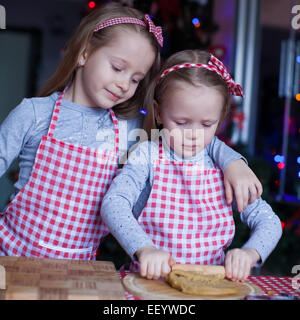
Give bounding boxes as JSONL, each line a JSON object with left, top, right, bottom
{"left": 192, "top": 18, "right": 201, "bottom": 28}
{"left": 277, "top": 162, "right": 285, "bottom": 170}
{"left": 88, "top": 1, "right": 96, "bottom": 9}
{"left": 274, "top": 155, "right": 285, "bottom": 163}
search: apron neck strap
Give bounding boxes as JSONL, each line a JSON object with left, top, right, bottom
{"left": 108, "top": 108, "right": 119, "bottom": 157}
{"left": 47, "top": 89, "right": 66, "bottom": 138}
{"left": 47, "top": 89, "right": 119, "bottom": 157}
{"left": 158, "top": 136, "right": 164, "bottom": 159}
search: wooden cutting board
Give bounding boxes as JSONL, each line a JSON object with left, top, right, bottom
{"left": 0, "top": 256, "right": 125, "bottom": 300}
{"left": 123, "top": 273, "right": 263, "bottom": 300}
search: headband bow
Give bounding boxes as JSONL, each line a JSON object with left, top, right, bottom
{"left": 94, "top": 14, "right": 163, "bottom": 47}
{"left": 157, "top": 54, "right": 244, "bottom": 97}
{"left": 208, "top": 55, "right": 244, "bottom": 97}
{"left": 143, "top": 14, "right": 163, "bottom": 47}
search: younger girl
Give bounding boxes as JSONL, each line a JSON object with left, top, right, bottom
{"left": 0, "top": 3, "right": 261, "bottom": 260}
{"left": 101, "top": 50, "right": 282, "bottom": 281}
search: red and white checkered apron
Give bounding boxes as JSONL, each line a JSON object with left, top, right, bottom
{"left": 130, "top": 138, "right": 235, "bottom": 271}
{"left": 0, "top": 90, "right": 119, "bottom": 260}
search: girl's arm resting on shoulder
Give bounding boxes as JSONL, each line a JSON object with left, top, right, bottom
{"left": 0, "top": 99, "right": 36, "bottom": 178}
{"left": 101, "top": 142, "right": 155, "bottom": 260}
{"left": 234, "top": 198, "right": 282, "bottom": 266}
{"left": 207, "top": 136, "right": 263, "bottom": 212}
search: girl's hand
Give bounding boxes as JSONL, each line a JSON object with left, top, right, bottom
{"left": 225, "top": 248, "right": 260, "bottom": 282}
{"left": 224, "top": 159, "right": 263, "bottom": 212}
{"left": 135, "top": 246, "right": 175, "bottom": 280}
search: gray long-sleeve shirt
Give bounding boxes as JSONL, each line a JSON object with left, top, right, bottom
{"left": 101, "top": 136, "right": 282, "bottom": 265}
{"left": 0, "top": 92, "right": 245, "bottom": 204}
{"left": 0, "top": 92, "right": 265, "bottom": 253}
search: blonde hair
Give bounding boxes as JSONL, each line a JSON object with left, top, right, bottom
{"left": 143, "top": 50, "right": 230, "bottom": 135}
{"left": 39, "top": 2, "right": 161, "bottom": 119}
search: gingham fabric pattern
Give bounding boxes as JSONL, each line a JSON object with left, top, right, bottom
{"left": 94, "top": 14, "right": 163, "bottom": 47}
{"left": 157, "top": 54, "right": 244, "bottom": 97}
{"left": 248, "top": 276, "right": 300, "bottom": 298}
{"left": 129, "top": 138, "right": 235, "bottom": 272}
{"left": 0, "top": 90, "right": 119, "bottom": 260}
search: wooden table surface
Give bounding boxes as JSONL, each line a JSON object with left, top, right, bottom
{"left": 0, "top": 256, "right": 126, "bottom": 300}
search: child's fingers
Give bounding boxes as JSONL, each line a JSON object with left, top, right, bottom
{"left": 153, "top": 263, "right": 162, "bottom": 280}
{"left": 248, "top": 184, "right": 258, "bottom": 204}
{"left": 236, "top": 258, "right": 247, "bottom": 281}
{"left": 146, "top": 262, "right": 155, "bottom": 280}
{"left": 152, "top": 260, "right": 171, "bottom": 279}
{"left": 161, "top": 261, "right": 172, "bottom": 278}
{"left": 248, "top": 179, "right": 263, "bottom": 204}
{"left": 226, "top": 250, "right": 243, "bottom": 281}
{"left": 256, "top": 180, "right": 263, "bottom": 198}
{"left": 238, "top": 184, "right": 250, "bottom": 212}
{"left": 169, "top": 256, "right": 176, "bottom": 267}
{"left": 233, "top": 186, "right": 243, "bottom": 212}
{"left": 231, "top": 257, "right": 241, "bottom": 281}
{"left": 225, "top": 253, "right": 233, "bottom": 279}
{"left": 226, "top": 249, "right": 253, "bottom": 282}
{"left": 238, "top": 259, "right": 251, "bottom": 282}
{"left": 242, "top": 185, "right": 249, "bottom": 212}
{"left": 224, "top": 180, "right": 233, "bottom": 205}
{"left": 139, "top": 260, "right": 147, "bottom": 278}
{"left": 242, "top": 266, "right": 251, "bottom": 282}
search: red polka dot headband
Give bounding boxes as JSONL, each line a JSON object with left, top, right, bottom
{"left": 157, "top": 54, "right": 244, "bottom": 97}
{"left": 94, "top": 14, "right": 163, "bottom": 47}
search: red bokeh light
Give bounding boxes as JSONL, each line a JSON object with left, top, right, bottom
{"left": 277, "top": 162, "right": 285, "bottom": 170}
{"left": 88, "top": 1, "right": 96, "bottom": 9}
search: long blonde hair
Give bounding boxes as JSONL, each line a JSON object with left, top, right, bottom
{"left": 143, "top": 50, "right": 230, "bottom": 135}
{"left": 39, "top": 2, "right": 161, "bottom": 119}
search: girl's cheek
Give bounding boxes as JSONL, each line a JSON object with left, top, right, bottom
{"left": 203, "top": 130, "right": 214, "bottom": 147}
{"left": 124, "top": 85, "right": 136, "bottom": 100}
